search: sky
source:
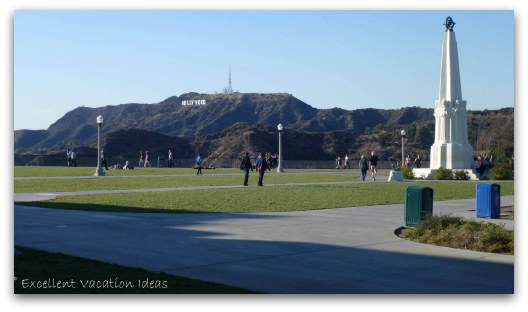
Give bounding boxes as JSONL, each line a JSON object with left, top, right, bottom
{"left": 13, "top": 9, "right": 514, "bottom": 130}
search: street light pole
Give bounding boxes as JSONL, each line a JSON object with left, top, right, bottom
{"left": 401, "top": 129, "right": 406, "bottom": 168}
{"left": 94, "top": 115, "right": 105, "bottom": 176}
{"left": 277, "top": 123, "right": 284, "bottom": 173}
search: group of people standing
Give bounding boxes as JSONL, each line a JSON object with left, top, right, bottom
{"left": 334, "top": 152, "right": 379, "bottom": 181}
{"left": 405, "top": 154, "right": 422, "bottom": 168}
{"left": 358, "top": 151, "right": 379, "bottom": 181}
{"left": 240, "top": 152, "right": 269, "bottom": 186}
{"left": 66, "top": 147, "right": 77, "bottom": 167}
{"left": 474, "top": 155, "right": 493, "bottom": 176}
{"left": 335, "top": 154, "right": 351, "bottom": 169}
{"left": 138, "top": 150, "right": 151, "bottom": 168}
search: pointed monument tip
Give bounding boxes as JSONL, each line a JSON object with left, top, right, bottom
{"left": 444, "top": 16, "right": 455, "bottom": 32}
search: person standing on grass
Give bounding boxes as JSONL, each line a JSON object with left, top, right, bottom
{"left": 195, "top": 153, "right": 203, "bottom": 176}
{"left": 240, "top": 152, "right": 253, "bottom": 186}
{"left": 359, "top": 154, "right": 368, "bottom": 181}
{"left": 256, "top": 152, "right": 267, "bottom": 186}
{"left": 66, "top": 147, "right": 72, "bottom": 167}
{"left": 369, "top": 151, "right": 379, "bottom": 181}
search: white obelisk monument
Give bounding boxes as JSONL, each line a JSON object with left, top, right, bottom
{"left": 414, "top": 17, "right": 476, "bottom": 179}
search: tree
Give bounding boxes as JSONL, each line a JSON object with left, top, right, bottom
{"left": 406, "top": 123, "right": 417, "bottom": 144}
{"left": 414, "top": 126, "right": 433, "bottom": 148}
{"left": 378, "top": 132, "right": 392, "bottom": 147}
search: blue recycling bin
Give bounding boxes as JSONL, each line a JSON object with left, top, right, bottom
{"left": 476, "top": 183, "right": 500, "bottom": 219}
{"left": 405, "top": 186, "right": 433, "bottom": 226}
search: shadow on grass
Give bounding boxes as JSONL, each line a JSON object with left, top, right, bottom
{"left": 16, "top": 201, "right": 205, "bottom": 214}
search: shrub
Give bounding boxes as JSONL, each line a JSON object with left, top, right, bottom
{"left": 401, "top": 166, "right": 415, "bottom": 179}
{"left": 453, "top": 170, "right": 470, "bottom": 180}
{"left": 403, "top": 214, "right": 514, "bottom": 254}
{"left": 434, "top": 167, "right": 453, "bottom": 180}
{"left": 489, "top": 165, "right": 513, "bottom": 180}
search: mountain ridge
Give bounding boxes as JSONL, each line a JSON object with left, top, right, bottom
{"left": 14, "top": 93, "right": 514, "bottom": 165}
{"left": 15, "top": 92, "right": 434, "bottom": 151}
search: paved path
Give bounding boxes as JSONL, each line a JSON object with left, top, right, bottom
{"left": 14, "top": 190, "right": 514, "bottom": 294}
{"left": 13, "top": 174, "right": 393, "bottom": 202}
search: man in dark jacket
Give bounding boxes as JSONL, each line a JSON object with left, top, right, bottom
{"left": 255, "top": 152, "right": 267, "bottom": 186}
{"left": 240, "top": 152, "right": 253, "bottom": 186}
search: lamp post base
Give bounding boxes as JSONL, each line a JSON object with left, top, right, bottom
{"left": 94, "top": 167, "right": 105, "bottom": 176}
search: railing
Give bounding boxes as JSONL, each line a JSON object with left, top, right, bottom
{"left": 14, "top": 155, "right": 430, "bottom": 170}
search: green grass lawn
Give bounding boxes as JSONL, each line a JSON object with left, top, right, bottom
{"left": 15, "top": 166, "right": 514, "bottom": 213}
{"left": 14, "top": 166, "right": 367, "bottom": 177}
{"left": 14, "top": 171, "right": 359, "bottom": 193}
{"left": 14, "top": 246, "right": 257, "bottom": 294}
{"left": 24, "top": 181, "right": 514, "bottom": 213}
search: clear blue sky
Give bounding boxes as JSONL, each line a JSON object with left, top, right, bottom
{"left": 14, "top": 10, "right": 514, "bottom": 130}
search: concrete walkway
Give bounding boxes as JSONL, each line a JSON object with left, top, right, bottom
{"left": 14, "top": 189, "right": 514, "bottom": 294}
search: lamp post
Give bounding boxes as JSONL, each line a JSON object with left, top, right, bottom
{"left": 401, "top": 129, "right": 406, "bottom": 168}
{"left": 277, "top": 123, "right": 284, "bottom": 173}
{"left": 94, "top": 115, "right": 105, "bottom": 176}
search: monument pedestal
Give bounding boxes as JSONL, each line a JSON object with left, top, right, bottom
{"left": 430, "top": 142, "right": 474, "bottom": 170}
{"left": 413, "top": 168, "right": 480, "bottom": 180}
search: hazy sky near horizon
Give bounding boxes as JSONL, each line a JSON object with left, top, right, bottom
{"left": 14, "top": 10, "right": 514, "bottom": 130}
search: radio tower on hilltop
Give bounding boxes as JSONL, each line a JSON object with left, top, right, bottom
{"left": 223, "top": 66, "right": 234, "bottom": 94}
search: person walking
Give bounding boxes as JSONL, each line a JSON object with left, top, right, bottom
{"left": 144, "top": 151, "right": 151, "bottom": 167}
{"left": 256, "top": 152, "right": 267, "bottom": 186}
{"left": 414, "top": 155, "right": 422, "bottom": 168}
{"left": 335, "top": 156, "right": 341, "bottom": 169}
{"left": 405, "top": 155, "right": 413, "bottom": 168}
{"left": 101, "top": 148, "right": 109, "bottom": 170}
{"left": 167, "top": 149, "right": 174, "bottom": 168}
{"left": 240, "top": 152, "right": 253, "bottom": 186}
{"left": 345, "top": 154, "right": 351, "bottom": 169}
{"left": 71, "top": 150, "right": 77, "bottom": 167}
{"left": 195, "top": 153, "right": 203, "bottom": 175}
{"left": 139, "top": 150, "right": 145, "bottom": 167}
{"left": 369, "top": 151, "right": 379, "bottom": 181}
{"left": 359, "top": 154, "right": 369, "bottom": 181}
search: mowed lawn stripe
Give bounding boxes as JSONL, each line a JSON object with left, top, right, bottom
{"left": 14, "top": 172, "right": 359, "bottom": 193}
{"left": 24, "top": 181, "right": 514, "bottom": 213}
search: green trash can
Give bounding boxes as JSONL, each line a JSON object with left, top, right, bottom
{"left": 405, "top": 186, "right": 433, "bottom": 226}
{"left": 157, "top": 156, "right": 165, "bottom": 168}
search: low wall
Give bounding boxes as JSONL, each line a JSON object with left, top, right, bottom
{"left": 14, "top": 155, "right": 430, "bottom": 170}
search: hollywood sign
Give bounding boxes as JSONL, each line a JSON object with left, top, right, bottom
{"left": 181, "top": 100, "right": 207, "bottom": 106}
